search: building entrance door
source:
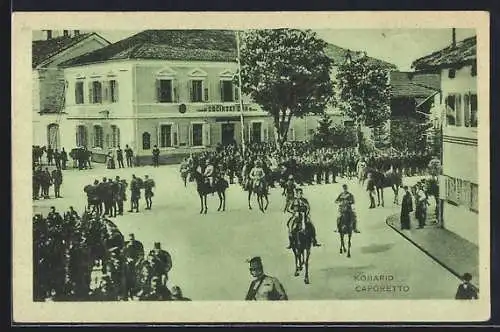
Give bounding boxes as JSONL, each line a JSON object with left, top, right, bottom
{"left": 221, "top": 123, "right": 235, "bottom": 146}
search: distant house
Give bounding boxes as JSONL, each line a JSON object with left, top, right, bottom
{"left": 412, "top": 35, "right": 478, "bottom": 245}
{"left": 32, "top": 30, "right": 110, "bottom": 150}
{"left": 59, "top": 29, "right": 396, "bottom": 163}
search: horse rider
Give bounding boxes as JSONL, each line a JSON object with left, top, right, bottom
{"left": 334, "top": 184, "right": 360, "bottom": 233}
{"left": 202, "top": 158, "right": 215, "bottom": 188}
{"left": 286, "top": 188, "right": 321, "bottom": 248}
{"left": 249, "top": 159, "right": 267, "bottom": 193}
{"left": 147, "top": 242, "right": 172, "bottom": 287}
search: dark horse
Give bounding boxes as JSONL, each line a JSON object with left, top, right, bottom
{"left": 362, "top": 167, "right": 403, "bottom": 207}
{"left": 191, "top": 170, "right": 228, "bottom": 214}
{"left": 289, "top": 212, "right": 313, "bottom": 284}
{"left": 337, "top": 206, "right": 354, "bottom": 258}
{"left": 246, "top": 178, "right": 269, "bottom": 212}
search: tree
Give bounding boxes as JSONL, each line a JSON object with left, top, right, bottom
{"left": 373, "top": 123, "right": 391, "bottom": 150}
{"left": 311, "top": 114, "right": 357, "bottom": 148}
{"left": 390, "top": 118, "right": 430, "bottom": 152}
{"left": 335, "top": 53, "right": 392, "bottom": 154}
{"left": 238, "top": 29, "right": 335, "bottom": 147}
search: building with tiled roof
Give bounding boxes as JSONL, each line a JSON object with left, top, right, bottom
{"left": 60, "top": 29, "right": 396, "bottom": 163}
{"left": 32, "top": 30, "right": 110, "bottom": 150}
{"left": 412, "top": 32, "right": 478, "bottom": 246}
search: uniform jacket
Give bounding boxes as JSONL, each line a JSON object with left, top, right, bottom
{"left": 245, "top": 275, "right": 288, "bottom": 301}
{"left": 455, "top": 282, "right": 478, "bottom": 300}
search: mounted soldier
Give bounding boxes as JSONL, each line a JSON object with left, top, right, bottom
{"left": 286, "top": 188, "right": 321, "bottom": 249}
{"left": 249, "top": 159, "right": 267, "bottom": 194}
{"left": 334, "top": 184, "right": 360, "bottom": 233}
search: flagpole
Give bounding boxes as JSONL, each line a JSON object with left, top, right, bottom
{"left": 235, "top": 30, "right": 246, "bottom": 155}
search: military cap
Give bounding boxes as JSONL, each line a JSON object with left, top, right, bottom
{"left": 462, "top": 273, "right": 472, "bottom": 281}
{"left": 247, "top": 256, "right": 263, "bottom": 266}
{"left": 154, "top": 242, "right": 161, "bottom": 248}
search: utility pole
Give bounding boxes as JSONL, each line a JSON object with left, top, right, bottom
{"left": 235, "top": 30, "right": 246, "bottom": 155}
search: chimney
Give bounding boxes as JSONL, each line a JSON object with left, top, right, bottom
{"left": 452, "top": 28, "right": 456, "bottom": 48}
{"left": 46, "top": 30, "right": 52, "bottom": 40}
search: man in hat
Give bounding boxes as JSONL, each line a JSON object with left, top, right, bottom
{"left": 334, "top": 184, "right": 360, "bottom": 233}
{"left": 51, "top": 168, "right": 63, "bottom": 198}
{"left": 415, "top": 183, "right": 428, "bottom": 229}
{"left": 116, "top": 145, "right": 124, "bottom": 169}
{"left": 128, "top": 175, "right": 141, "bottom": 213}
{"left": 147, "top": 242, "right": 172, "bottom": 286}
{"left": 125, "top": 145, "right": 134, "bottom": 168}
{"left": 139, "top": 276, "right": 172, "bottom": 301}
{"left": 357, "top": 157, "right": 367, "bottom": 185}
{"left": 152, "top": 145, "right": 160, "bottom": 168}
{"left": 123, "top": 233, "right": 145, "bottom": 263}
{"left": 400, "top": 185, "right": 413, "bottom": 230}
{"left": 202, "top": 158, "right": 215, "bottom": 188}
{"left": 455, "top": 273, "right": 478, "bottom": 300}
{"left": 249, "top": 159, "right": 266, "bottom": 193}
{"left": 282, "top": 174, "right": 297, "bottom": 213}
{"left": 366, "top": 173, "right": 376, "bottom": 209}
{"left": 143, "top": 175, "right": 155, "bottom": 210}
{"left": 245, "top": 256, "right": 288, "bottom": 301}
{"left": 286, "top": 188, "right": 321, "bottom": 248}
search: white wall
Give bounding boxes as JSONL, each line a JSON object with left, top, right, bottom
{"left": 443, "top": 203, "right": 478, "bottom": 246}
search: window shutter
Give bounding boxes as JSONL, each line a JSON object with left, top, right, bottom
{"left": 188, "top": 80, "right": 194, "bottom": 102}
{"left": 103, "top": 81, "right": 109, "bottom": 103}
{"left": 156, "top": 80, "right": 161, "bottom": 102}
{"left": 74, "top": 83, "right": 79, "bottom": 104}
{"left": 220, "top": 80, "right": 225, "bottom": 102}
{"left": 188, "top": 125, "right": 193, "bottom": 146}
{"left": 204, "top": 82, "right": 209, "bottom": 102}
{"left": 88, "top": 82, "right": 94, "bottom": 104}
{"left": 234, "top": 85, "right": 239, "bottom": 102}
{"left": 203, "top": 123, "right": 211, "bottom": 146}
{"left": 248, "top": 123, "right": 252, "bottom": 143}
{"left": 174, "top": 123, "right": 179, "bottom": 146}
{"left": 263, "top": 125, "right": 269, "bottom": 142}
{"left": 172, "top": 79, "right": 178, "bottom": 103}
{"left": 114, "top": 81, "right": 119, "bottom": 102}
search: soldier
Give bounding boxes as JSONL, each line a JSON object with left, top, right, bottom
{"left": 41, "top": 167, "right": 52, "bottom": 199}
{"left": 116, "top": 146, "right": 124, "bottom": 168}
{"left": 245, "top": 257, "right": 288, "bottom": 301}
{"left": 400, "top": 186, "right": 413, "bottom": 230}
{"left": 366, "top": 173, "right": 376, "bottom": 209}
{"left": 107, "top": 178, "right": 117, "bottom": 217}
{"left": 84, "top": 147, "right": 92, "bottom": 169}
{"left": 139, "top": 276, "right": 172, "bottom": 301}
{"left": 51, "top": 168, "right": 63, "bottom": 198}
{"left": 125, "top": 145, "right": 134, "bottom": 167}
{"left": 147, "top": 242, "right": 172, "bottom": 286}
{"left": 334, "top": 184, "right": 360, "bottom": 233}
{"left": 123, "top": 233, "right": 145, "bottom": 263}
{"left": 60, "top": 148, "right": 68, "bottom": 170}
{"left": 67, "top": 206, "right": 79, "bottom": 220}
{"left": 143, "top": 175, "right": 155, "bottom": 210}
{"left": 152, "top": 145, "right": 160, "bottom": 167}
{"left": 47, "top": 145, "right": 54, "bottom": 165}
{"left": 286, "top": 188, "right": 321, "bottom": 248}
{"left": 282, "top": 175, "right": 296, "bottom": 213}
{"left": 128, "top": 175, "right": 141, "bottom": 213}
{"left": 33, "top": 166, "right": 42, "bottom": 200}
{"left": 54, "top": 149, "right": 61, "bottom": 170}
{"left": 98, "top": 177, "right": 108, "bottom": 216}
{"left": 455, "top": 273, "right": 478, "bottom": 300}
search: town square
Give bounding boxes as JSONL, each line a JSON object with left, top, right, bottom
{"left": 28, "top": 26, "right": 480, "bottom": 302}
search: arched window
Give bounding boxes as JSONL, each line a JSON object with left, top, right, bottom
{"left": 93, "top": 125, "right": 104, "bottom": 148}
{"left": 142, "top": 132, "right": 151, "bottom": 150}
{"left": 76, "top": 125, "right": 88, "bottom": 147}
{"left": 47, "top": 123, "right": 60, "bottom": 149}
{"left": 111, "top": 125, "right": 120, "bottom": 148}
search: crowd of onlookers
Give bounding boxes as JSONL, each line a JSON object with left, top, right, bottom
{"left": 33, "top": 207, "right": 190, "bottom": 302}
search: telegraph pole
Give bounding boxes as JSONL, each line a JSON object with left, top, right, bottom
{"left": 235, "top": 30, "right": 246, "bottom": 155}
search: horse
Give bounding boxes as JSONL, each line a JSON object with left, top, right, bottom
{"left": 289, "top": 213, "right": 313, "bottom": 284}
{"left": 246, "top": 178, "right": 269, "bottom": 212}
{"left": 337, "top": 206, "right": 354, "bottom": 258}
{"left": 362, "top": 166, "right": 403, "bottom": 207}
{"left": 190, "top": 169, "right": 228, "bottom": 214}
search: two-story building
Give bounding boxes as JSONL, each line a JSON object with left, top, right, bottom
{"left": 32, "top": 30, "right": 110, "bottom": 150}
{"left": 60, "top": 30, "right": 395, "bottom": 164}
{"left": 412, "top": 35, "right": 478, "bottom": 245}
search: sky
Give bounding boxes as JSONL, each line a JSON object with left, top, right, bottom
{"left": 96, "top": 28, "right": 475, "bottom": 71}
